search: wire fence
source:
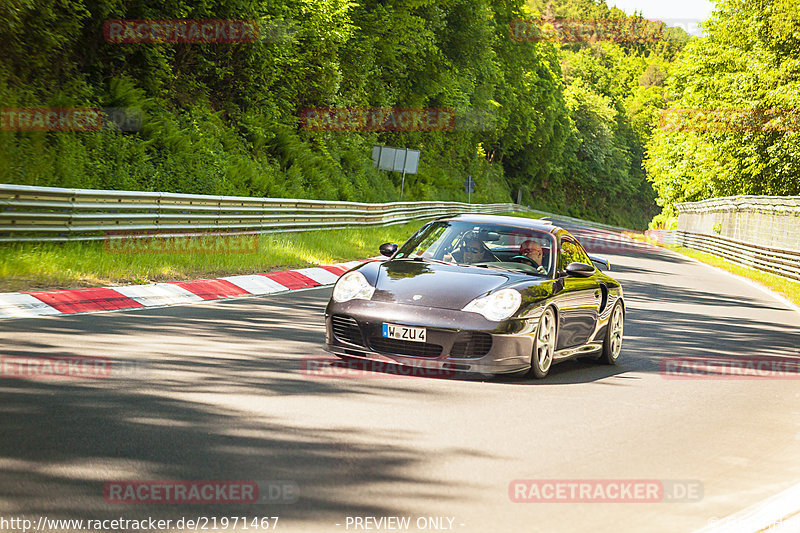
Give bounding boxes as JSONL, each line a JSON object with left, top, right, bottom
{"left": 676, "top": 195, "right": 800, "bottom": 252}
{"left": 675, "top": 195, "right": 800, "bottom": 282}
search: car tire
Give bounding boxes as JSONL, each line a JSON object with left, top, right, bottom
{"left": 527, "top": 307, "right": 557, "bottom": 379}
{"left": 598, "top": 302, "right": 624, "bottom": 365}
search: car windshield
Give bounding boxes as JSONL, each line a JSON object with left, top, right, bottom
{"left": 394, "top": 220, "right": 555, "bottom": 277}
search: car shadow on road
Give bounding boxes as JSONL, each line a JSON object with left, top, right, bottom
{"left": 0, "top": 291, "right": 494, "bottom": 525}
{"left": 0, "top": 377, "right": 474, "bottom": 524}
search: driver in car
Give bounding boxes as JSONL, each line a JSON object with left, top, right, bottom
{"left": 519, "top": 240, "right": 543, "bottom": 267}
{"left": 518, "top": 240, "right": 548, "bottom": 274}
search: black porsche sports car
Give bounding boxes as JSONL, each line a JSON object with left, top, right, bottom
{"left": 324, "top": 214, "right": 624, "bottom": 378}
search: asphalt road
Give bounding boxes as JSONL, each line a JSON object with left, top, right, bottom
{"left": 1, "top": 225, "right": 799, "bottom": 533}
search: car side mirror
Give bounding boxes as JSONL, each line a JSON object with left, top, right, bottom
{"left": 565, "top": 262, "right": 595, "bottom": 277}
{"left": 379, "top": 242, "right": 398, "bottom": 257}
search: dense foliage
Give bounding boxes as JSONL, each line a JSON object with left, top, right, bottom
{"left": 0, "top": 0, "right": 689, "bottom": 228}
{"left": 645, "top": 0, "right": 800, "bottom": 228}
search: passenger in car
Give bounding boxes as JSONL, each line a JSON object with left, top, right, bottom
{"left": 462, "top": 238, "right": 492, "bottom": 263}
{"left": 445, "top": 237, "right": 494, "bottom": 264}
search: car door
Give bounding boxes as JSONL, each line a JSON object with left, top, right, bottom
{"left": 553, "top": 237, "right": 601, "bottom": 349}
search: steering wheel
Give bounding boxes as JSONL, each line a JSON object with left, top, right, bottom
{"left": 511, "top": 255, "right": 537, "bottom": 266}
{"left": 511, "top": 255, "right": 546, "bottom": 274}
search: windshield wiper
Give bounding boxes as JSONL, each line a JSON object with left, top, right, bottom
{"left": 473, "top": 263, "right": 547, "bottom": 275}
{"left": 409, "top": 257, "right": 452, "bottom": 265}
{"left": 471, "top": 263, "right": 509, "bottom": 271}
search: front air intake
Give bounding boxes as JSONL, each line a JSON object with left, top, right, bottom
{"left": 331, "top": 315, "right": 365, "bottom": 347}
{"left": 450, "top": 332, "right": 493, "bottom": 358}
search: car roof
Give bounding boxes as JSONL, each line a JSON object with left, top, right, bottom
{"left": 436, "top": 213, "right": 562, "bottom": 235}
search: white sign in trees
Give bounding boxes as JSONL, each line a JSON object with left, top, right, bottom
{"left": 372, "top": 146, "right": 421, "bottom": 199}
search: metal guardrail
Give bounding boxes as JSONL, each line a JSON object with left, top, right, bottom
{"left": 0, "top": 184, "right": 525, "bottom": 242}
{"left": 644, "top": 229, "right": 677, "bottom": 245}
{"left": 528, "top": 209, "right": 636, "bottom": 234}
{"left": 677, "top": 231, "right": 800, "bottom": 282}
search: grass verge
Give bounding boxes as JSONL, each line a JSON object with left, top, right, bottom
{"left": 626, "top": 233, "right": 800, "bottom": 308}
{"left": 0, "top": 222, "right": 426, "bottom": 292}
{"left": 0, "top": 211, "right": 549, "bottom": 292}
{"left": 502, "top": 210, "right": 548, "bottom": 220}
{"left": 0, "top": 213, "right": 545, "bottom": 292}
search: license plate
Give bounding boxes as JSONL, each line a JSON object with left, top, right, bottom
{"left": 382, "top": 323, "right": 427, "bottom": 343}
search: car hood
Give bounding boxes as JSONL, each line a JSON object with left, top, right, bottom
{"left": 371, "top": 259, "right": 510, "bottom": 309}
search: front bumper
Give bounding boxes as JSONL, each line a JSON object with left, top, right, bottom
{"left": 324, "top": 299, "right": 539, "bottom": 375}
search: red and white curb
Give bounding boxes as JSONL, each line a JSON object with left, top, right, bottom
{"left": 0, "top": 261, "right": 364, "bottom": 320}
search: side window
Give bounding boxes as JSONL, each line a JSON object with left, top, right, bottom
{"left": 403, "top": 224, "right": 446, "bottom": 258}
{"left": 573, "top": 243, "right": 592, "bottom": 266}
{"left": 558, "top": 239, "right": 577, "bottom": 271}
{"left": 559, "top": 238, "right": 592, "bottom": 271}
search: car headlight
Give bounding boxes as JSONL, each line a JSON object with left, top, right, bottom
{"left": 332, "top": 271, "right": 375, "bottom": 303}
{"left": 462, "top": 288, "right": 522, "bottom": 321}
